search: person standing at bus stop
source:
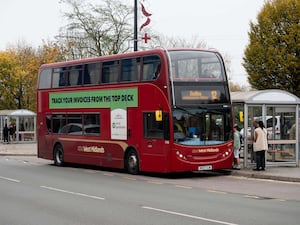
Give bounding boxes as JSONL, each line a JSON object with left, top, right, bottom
{"left": 9, "top": 123, "right": 15, "bottom": 142}
{"left": 3, "top": 124, "right": 9, "bottom": 143}
{"left": 233, "top": 124, "right": 241, "bottom": 170}
{"left": 253, "top": 120, "right": 268, "bottom": 171}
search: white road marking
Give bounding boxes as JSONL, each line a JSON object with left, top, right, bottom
{"left": 207, "top": 190, "right": 227, "bottom": 194}
{"left": 175, "top": 185, "right": 192, "bottom": 189}
{"left": 0, "top": 175, "right": 21, "bottom": 183}
{"left": 102, "top": 173, "right": 114, "bottom": 176}
{"left": 142, "top": 206, "right": 239, "bottom": 225}
{"left": 147, "top": 180, "right": 163, "bottom": 185}
{"left": 244, "top": 195, "right": 260, "bottom": 199}
{"left": 122, "top": 176, "right": 137, "bottom": 181}
{"left": 40, "top": 186, "right": 105, "bottom": 200}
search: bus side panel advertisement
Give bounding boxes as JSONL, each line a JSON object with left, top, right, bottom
{"left": 49, "top": 88, "right": 138, "bottom": 140}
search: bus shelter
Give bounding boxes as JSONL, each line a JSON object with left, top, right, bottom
{"left": 0, "top": 109, "right": 36, "bottom": 143}
{"left": 231, "top": 89, "right": 300, "bottom": 167}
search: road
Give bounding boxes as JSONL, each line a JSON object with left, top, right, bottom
{"left": 0, "top": 156, "right": 299, "bottom": 225}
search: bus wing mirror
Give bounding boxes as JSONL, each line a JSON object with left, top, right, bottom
{"left": 155, "top": 110, "right": 162, "bottom": 121}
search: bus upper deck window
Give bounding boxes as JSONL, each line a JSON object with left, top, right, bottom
{"left": 52, "top": 68, "right": 66, "bottom": 87}
{"left": 38, "top": 69, "right": 52, "bottom": 89}
{"left": 68, "top": 65, "right": 83, "bottom": 86}
{"left": 85, "top": 63, "right": 100, "bottom": 85}
{"left": 121, "top": 58, "right": 140, "bottom": 82}
{"left": 142, "top": 55, "right": 161, "bottom": 80}
{"left": 69, "top": 70, "right": 79, "bottom": 86}
{"left": 102, "top": 60, "right": 119, "bottom": 83}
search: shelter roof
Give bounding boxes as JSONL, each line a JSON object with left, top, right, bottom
{"left": 0, "top": 109, "right": 36, "bottom": 116}
{"left": 231, "top": 89, "right": 300, "bottom": 104}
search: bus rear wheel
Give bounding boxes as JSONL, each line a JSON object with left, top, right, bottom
{"left": 54, "top": 144, "right": 64, "bottom": 166}
{"left": 125, "top": 150, "right": 139, "bottom": 175}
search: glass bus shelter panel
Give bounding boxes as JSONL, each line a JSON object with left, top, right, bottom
{"left": 233, "top": 103, "right": 244, "bottom": 128}
{"left": 233, "top": 103, "right": 245, "bottom": 160}
{"left": 242, "top": 106, "right": 262, "bottom": 164}
{"left": 18, "top": 116, "right": 35, "bottom": 141}
{"left": 266, "top": 142, "right": 296, "bottom": 163}
{"left": 266, "top": 106, "right": 297, "bottom": 164}
{"left": 265, "top": 107, "right": 295, "bottom": 140}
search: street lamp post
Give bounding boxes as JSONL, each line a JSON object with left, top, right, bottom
{"left": 134, "top": 0, "right": 138, "bottom": 51}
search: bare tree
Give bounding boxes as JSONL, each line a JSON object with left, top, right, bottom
{"left": 58, "top": 0, "right": 132, "bottom": 59}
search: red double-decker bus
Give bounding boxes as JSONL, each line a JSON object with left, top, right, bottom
{"left": 37, "top": 48, "right": 233, "bottom": 174}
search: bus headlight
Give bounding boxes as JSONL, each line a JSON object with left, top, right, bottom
{"left": 176, "top": 151, "right": 186, "bottom": 160}
{"left": 222, "top": 151, "right": 230, "bottom": 157}
{"left": 176, "top": 151, "right": 183, "bottom": 158}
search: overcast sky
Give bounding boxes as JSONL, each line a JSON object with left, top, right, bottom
{"left": 0, "top": 0, "right": 266, "bottom": 86}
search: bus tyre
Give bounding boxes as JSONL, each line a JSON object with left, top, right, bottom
{"left": 54, "top": 144, "right": 64, "bottom": 166}
{"left": 126, "top": 150, "right": 139, "bottom": 175}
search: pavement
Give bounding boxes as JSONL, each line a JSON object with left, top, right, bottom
{"left": 0, "top": 142, "right": 299, "bottom": 182}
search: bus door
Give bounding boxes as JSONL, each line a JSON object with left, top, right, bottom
{"left": 37, "top": 114, "right": 53, "bottom": 159}
{"left": 140, "top": 112, "right": 170, "bottom": 171}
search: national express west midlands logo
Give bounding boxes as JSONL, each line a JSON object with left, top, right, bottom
{"left": 77, "top": 146, "right": 105, "bottom": 154}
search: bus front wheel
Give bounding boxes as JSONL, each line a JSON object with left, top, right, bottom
{"left": 54, "top": 144, "right": 64, "bottom": 166}
{"left": 125, "top": 150, "right": 139, "bottom": 175}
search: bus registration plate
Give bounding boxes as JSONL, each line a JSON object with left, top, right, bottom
{"left": 198, "top": 165, "right": 212, "bottom": 171}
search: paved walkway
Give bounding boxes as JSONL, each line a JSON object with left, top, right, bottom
{"left": 0, "top": 142, "right": 299, "bottom": 182}
{"left": 0, "top": 142, "right": 37, "bottom": 156}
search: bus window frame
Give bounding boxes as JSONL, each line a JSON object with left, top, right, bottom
{"left": 121, "top": 57, "right": 141, "bottom": 82}
{"left": 101, "top": 60, "right": 120, "bottom": 84}
{"left": 142, "top": 55, "right": 161, "bottom": 81}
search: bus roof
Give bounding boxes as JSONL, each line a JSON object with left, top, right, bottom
{"left": 39, "top": 48, "right": 221, "bottom": 69}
